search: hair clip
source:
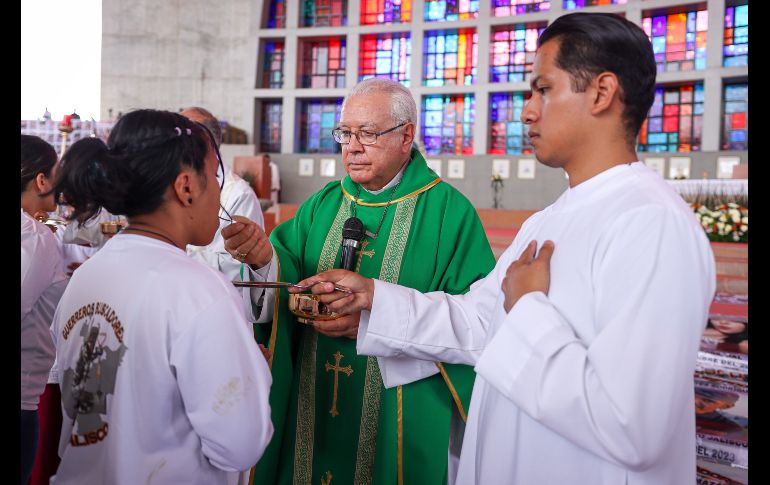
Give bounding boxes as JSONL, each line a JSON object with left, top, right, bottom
{"left": 174, "top": 127, "right": 192, "bottom": 136}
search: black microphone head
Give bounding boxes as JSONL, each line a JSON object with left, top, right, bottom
{"left": 342, "top": 216, "right": 365, "bottom": 241}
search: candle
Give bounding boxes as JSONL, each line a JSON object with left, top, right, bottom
{"left": 62, "top": 115, "right": 73, "bottom": 127}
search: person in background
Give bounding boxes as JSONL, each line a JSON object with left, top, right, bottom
{"left": 21, "top": 134, "right": 69, "bottom": 484}
{"left": 182, "top": 107, "right": 276, "bottom": 323}
{"left": 49, "top": 109, "right": 273, "bottom": 484}
{"left": 261, "top": 153, "right": 281, "bottom": 205}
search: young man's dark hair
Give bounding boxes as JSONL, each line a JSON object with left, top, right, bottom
{"left": 538, "top": 13, "right": 656, "bottom": 146}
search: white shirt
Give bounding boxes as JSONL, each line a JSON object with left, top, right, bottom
{"left": 358, "top": 162, "right": 716, "bottom": 485}
{"left": 187, "top": 170, "right": 276, "bottom": 323}
{"left": 21, "top": 210, "right": 69, "bottom": 410}
{"left": 60, "top": 207, "right": 123, "bottom": 249}
{"left": 51, "top": 234, "right": 273, "bottom": 485}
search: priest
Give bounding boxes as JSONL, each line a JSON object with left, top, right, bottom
{"left": 249, "top": 78, "right": 495, "bottom": 484}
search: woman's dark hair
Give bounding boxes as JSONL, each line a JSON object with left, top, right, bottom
{"left": 53, "top": 109, "right": 210, "bottom": 222}
{"left": 538, "top": 12, "right": 657, "bottom": 146}
{"left": 706, "top": 318, "right": 749, "bottom": 344}
{"left": 21, "top": 135, "right": 58, "bottom": 194}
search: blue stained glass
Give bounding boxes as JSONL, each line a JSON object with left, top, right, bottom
{"left": 734, "top": 26, "right": 748, "bottom": 39}
{"left": 446, "top": 35, "right": 458, "bottom": 52}
{"left": 725, "top": 101, "right": 746, "bottom": 113}
{"left": 726, "top": 85, "right": 748, "bottom": 100}
{"left": 731, "top": 131, "right": 746, "bottom": 142}
{"left": 652, "top": 37, "right": 666, "bottom": 55}
{"left": 376, "top": 58, "right": 391, "bottom": 73}
{"left": 735, "top": 5, "right": 748, "bottom": 26}
{"left": 648, "top": 133, "right": 667, "bottom": 145}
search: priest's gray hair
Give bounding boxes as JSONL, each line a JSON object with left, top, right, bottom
{"left": 343, "top": 78, "right": 417, "bottom": 125}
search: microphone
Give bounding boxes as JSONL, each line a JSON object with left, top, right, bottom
{"left": 340, "top": 217, "right": 365, "bottom": 271}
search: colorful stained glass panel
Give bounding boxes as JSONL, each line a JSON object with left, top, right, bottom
{"left": 261, "top": 40, "right": 284, "bottom": 88}
{"left": 359, "top": 32, "right": 411, "bottom": 85}
{"left": 493, "top": 0, "right": 550, "bottom": 16}
{"left": 639, "top": 83, "right": 704, "bottom": 153}
{"left": 300, "top": 37, "right": 347, "bottom": 88}
{"left": 424, "top": 0, "right": 478, "bottom": 22}
{"left": 489, "top": 92, "right": 533, "bottom": 155}
{"left": 299, "top": 99, "right": 343, "bottom": 153}
{"left": 265, "top": 0, "right": 286, "bottom": 28}
{"left": 642, "top": 7, "right": 708, "bottom": 72}
{"left": 563, "top": 0, "right": 625, "bottom": 9}
{"left": 303, "top": 0, "right": 347, "bottom": 27}
{"left": 490, "top": 23, "right": 545, "bottom": 83}
{"left": 260, "top": 100, "right": 282, "bottom": 152}
{"left": 423, "top": 29, "right": 477, "bottom": 86}
{"left": 360, "top": 0, "right": 411, "bottom": 24}
{"left": 421, "top": 94, "right": 474, "bottom": 155}
{"left": 722, "top": 83, "right": 748, "bottom": 150}
{"left": 723, "top": 3, "right": 748, "bottom": 67}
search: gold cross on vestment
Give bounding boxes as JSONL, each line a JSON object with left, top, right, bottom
{"left": 356, "top": 240, "right": 376, "bottom": 273}
{"left": 325, "top": 351, "right": 353, "bottom": 417}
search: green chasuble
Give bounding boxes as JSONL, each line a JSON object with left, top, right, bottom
{"left": 251, "top": 149, "right": 495, "bottom": 485}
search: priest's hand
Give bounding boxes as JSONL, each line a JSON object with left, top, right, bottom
{"left": 292, "top": 269, "right": 375, "bottom": 315}
{"left": 222, "top": 215, "right": 273, "bottom": 269}
{"left": 502, "top": 240, "right": 554, "bottom": 312}
{"left": 312, "top": 312, "right": 361, "bottom": 339}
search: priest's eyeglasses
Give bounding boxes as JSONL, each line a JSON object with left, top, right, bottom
{"left": 332, "top": 122, "right": 407, "bottom": 145}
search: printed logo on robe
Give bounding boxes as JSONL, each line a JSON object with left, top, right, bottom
{"left": 61, "top": 302, "right": 127, "bottom": 447}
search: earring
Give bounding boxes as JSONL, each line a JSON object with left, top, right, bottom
{"left": 188, "top": 198, "right": 193, "bottom": 204}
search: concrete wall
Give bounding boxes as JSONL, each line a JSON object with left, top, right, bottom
{"left": 270, "top": 150, "right": 748, "bottom": 210}
{"left": 101, "top": 0, "right": 256, "bottom": 131}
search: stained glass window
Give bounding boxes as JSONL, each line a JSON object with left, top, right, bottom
{"left": 423, "top": 29, "right": 477, "bottom": 86}
{"left": 299, "top": 37, "right": 347, "bottom": 89}
{"left": 722, "top": 82, "right": 748, "bottom": 150}
{"left": 359, "top": 33, "right": 411, "bottom": 85}
{"left": 489, "top": 92, "right": 533, "bottom": 155}
{"left": 723, "top": 3, "right": 748, "bottom": 67}
{"left": 265, "top": 0, "right": 286, "bottom": 28}
{"left": 493, "top": 0, "right": 550, "bottom": 16}
{"left": 638, "top": 83, "right": 704, "bottom": 153}
{"left": 563, "top": 0, "right": 625, "bottom": 9}
{"left": 424, "top": 0, "right": 478, "bottom": 22}
{"left": 303, "top": 0, "right": 347, "bottom": 27}
{"left": 490, "top": 23, "right": 545, "bottom": 83}
{"left": 642, "top": 8, "right": 708, "bottom": 73}
{"left": 361, "top": 0, "right": 411, "bottom": 24}
{"left": 260, "top": 100, "right": 282, "bottom": 152}
{"left": 299, "top": 99, "right": 343, "bottom": 153}
{"left": 260, "top": 40, "right": 284, "bottom": 88}
{"left": 421, "top": 94, "right": 475, "bottom": 155}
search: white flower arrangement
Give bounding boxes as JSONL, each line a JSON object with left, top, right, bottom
{"left": 692, "top": 202, "right": 748, "bottom": 243}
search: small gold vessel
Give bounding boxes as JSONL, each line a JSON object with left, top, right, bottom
{"left": 288, "top": 293, "right": 344, "bottom": 324}
{"left": 100, "top": 220, "right": 124, "bottom": 235}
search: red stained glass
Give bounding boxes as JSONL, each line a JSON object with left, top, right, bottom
{"left": 732, "top": 112, "right": 746, "bottom": 129}
{"left": 663, "top": 116, "right": 679, "bottom": 132}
